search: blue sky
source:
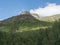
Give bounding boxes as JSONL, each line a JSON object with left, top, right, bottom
{"left": 0, "top": 0, "right": 60, "bottom": 20}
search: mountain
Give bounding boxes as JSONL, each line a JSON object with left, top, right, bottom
{"left": 0, "top": 11, "right": 60, "bottom": 45}
{"left": 0, "top": 11, "right": 60, "bottom": 32}
{"left": 0, "top": 11, "right": 50, "bottom": 32}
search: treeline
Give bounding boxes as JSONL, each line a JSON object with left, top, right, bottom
{"left": 0, "top": 19, "right": 60, "bottom": 45}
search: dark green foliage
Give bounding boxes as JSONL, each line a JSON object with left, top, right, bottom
{"left": 0, "top": 19, "right": 60, "bottom": 45}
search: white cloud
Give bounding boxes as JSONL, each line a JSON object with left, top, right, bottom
{"left": 30, "top": 3, "right": 60, "bottom": 17}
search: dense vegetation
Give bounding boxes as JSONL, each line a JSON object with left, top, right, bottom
{"left": 0, "top": 19, "right": 60, "bottom": 45}
{"left": 0, "top": 13, "right": 60, "bottom": 45}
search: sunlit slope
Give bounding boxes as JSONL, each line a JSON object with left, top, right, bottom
{"left": 40, "top": 14, "right": 60, "bottom": 22}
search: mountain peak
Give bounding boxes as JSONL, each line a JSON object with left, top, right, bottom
{"left": 20, "top": 11, "right": 30, "bottom": 15}
{"left": 20, "top": 11, "right": 40, "bottom": 18}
